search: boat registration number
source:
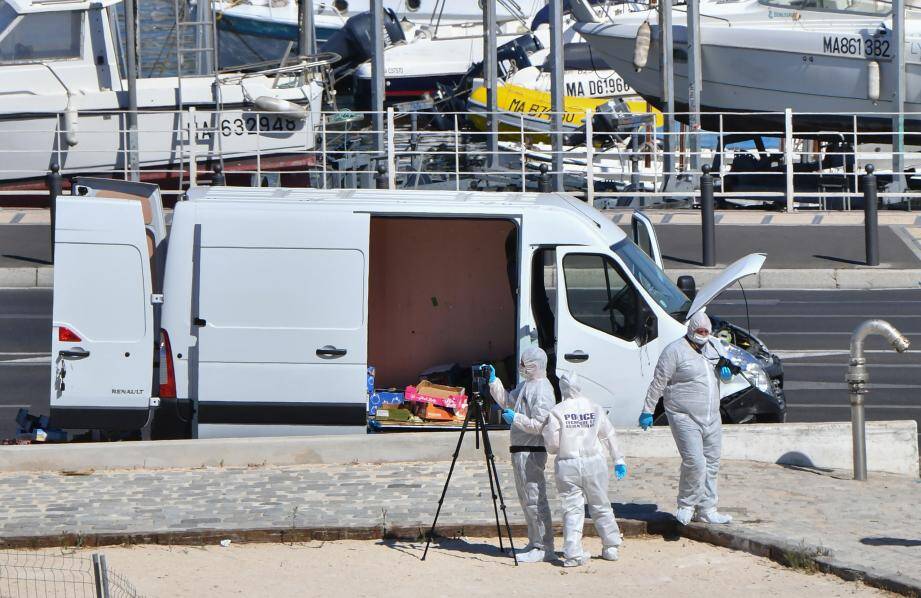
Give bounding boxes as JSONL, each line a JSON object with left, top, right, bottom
{"left": 821, "top": 35, "right": 890, "bottom": 60}
{"left": 195, "top": 116, "right": 300, "bottom": 140}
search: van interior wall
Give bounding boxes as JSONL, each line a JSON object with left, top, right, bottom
{"left": 369, "top": 218, "right": 517, "bottom": 389}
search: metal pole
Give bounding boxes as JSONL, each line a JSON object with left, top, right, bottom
{"left": 47, "top": 163, "right": 61, "bottom": 263}
{"left": 863, "top": 165, "right": 879, "bottom": 266}
{"left": 124, "top": 0, "right": 140, "bottom": 182}
{"left": 549, "top": 0, "right": 564, "bottom": 191}
{"left": 847, "top": 319, "right": 911, "bottom": 481}
{"left": 700, "top": 164, "right": 715, "bottom": 267}
{"left": 686, "top": 0, "right": 702, "bottom": 173}
{"left": 659, "top": 0, "right": 675, "bottom": 185}
{"left": 784, "top": 108, "right": 794, "bottom": 212}
{"left": 386, "top": 106, "right": 396, "bottom": 189}
{"left": 484, "top": 0, "right": 498, "bottom": 168}
{"left": 585, "top": 108, "right": 594, "bottom": 205}
{"left": 299, "top": 0, "right": 316, "bottom": 56}
{"left": 892, "top": 0, "right": 906, "bottom": 199}
{"left": 371, "top": 0, "right": 385, "bottom": 156}
{"left": 92, "top": 553, "right": 110, "bottom": 598}
{"left": 197, "top": 0, "right": 214, "bottom": 75}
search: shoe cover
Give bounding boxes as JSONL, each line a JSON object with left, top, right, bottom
{"left": 695, "top": 509, "right": 732, "bottom": 524}
{"left": 516, "top": 548, "right": 546, "bottom": 563}
{"left": 563, "top": 554, "right": 590, "bottom": 568}
{"left": 676, "top": 507, "right": 694, "bottom": 525}
{"left": 601, "top": 547, "right": 619, "bottom": 561}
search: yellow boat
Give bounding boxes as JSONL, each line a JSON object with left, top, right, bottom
{"left": 467, "top": 82, "right": 663, "bottom": 143}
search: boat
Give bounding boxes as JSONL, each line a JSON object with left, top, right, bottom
{"left": 213, "top": 0, "right": 544, "bottom": 45}
{"left": 572, "top": 0, "right": 921, "bottom": 139}
{"left": 0, "top": 0, "right": 327, "bottom": 185}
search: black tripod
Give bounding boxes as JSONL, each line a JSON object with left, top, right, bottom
{"left": 421, "top": 368, "right": 518, "bottom": 564}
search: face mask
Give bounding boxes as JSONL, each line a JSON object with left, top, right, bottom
{"left": 689, "top": 332, "right": 709, "bottom": 346}
{"left": 519, "top": 364, "right": 527, "bottom": 379}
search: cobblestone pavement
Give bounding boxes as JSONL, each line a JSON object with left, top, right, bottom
{"left": 0, "top": 459, "right": 919, "bottom": 592}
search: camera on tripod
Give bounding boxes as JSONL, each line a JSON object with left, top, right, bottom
{"left": 471, "top": 364, "right": 492, "bottom": 395}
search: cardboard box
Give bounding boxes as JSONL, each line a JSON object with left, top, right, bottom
{"left": 376, "top": 407, "right": 413, "bottom": 422}
{"left": 368, "top": 390, "right": 404, "bottom": 416}
{"left": 414, "top": 402, "right": 454, "bottom": 422}
{"left": 405, "top": 380, "right": 467, "bottom": 410}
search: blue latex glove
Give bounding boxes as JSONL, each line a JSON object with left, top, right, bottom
{"left": 719, "top": 365, "right": 733, "bottom": 382}
{"left": 501, "top": 408, "right": 516, "bottom": 426}
{"left": 486, "top": 364, "right": 496, "bottom": 384}
{"left": 638, "top": 412, "right": 654, "bottom": 430}
{"left": 614, "top": 463, "right": 627, "bottom": 481}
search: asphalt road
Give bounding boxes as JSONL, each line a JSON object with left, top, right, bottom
{"left": 1, "top": 288, "right": 919, "bottom": 447}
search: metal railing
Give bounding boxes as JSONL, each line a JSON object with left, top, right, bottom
{"left": 0, "top": 552, "right": 144, "bottom": 598}
{"left": 3, "top": 106, "right": 920, "bottom": 210}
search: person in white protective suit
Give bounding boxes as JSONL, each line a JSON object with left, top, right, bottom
{"left": 486, "top": 347, "right": 556, "bottom": 563}
{"left": 639, "top": 310, "right": 733, "bottom": 526}
{"left": 542, "top": 371, "right": 627, "bottom": 568}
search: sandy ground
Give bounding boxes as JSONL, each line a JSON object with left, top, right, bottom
{"left": 7, "top": 537, "right": 892, "bottom": 597}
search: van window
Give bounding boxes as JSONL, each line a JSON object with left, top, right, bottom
{"left": 612, "top": 239, "right": 692, "bottom": 318}
{"left": 199, "top": 247, "right": 365, "bottom": 329}
{"left": 563, "top": 253, "right": 638, "bottom": 342}
{"left": 0, "top": 11, "right": 83, "bottom": 63}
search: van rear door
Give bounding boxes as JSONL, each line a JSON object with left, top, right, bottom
{"left": 191, "top": 208, "right": 370, "bottom": 429}
{"left": 49, "top": 180, "right": 164, "bottom": 430}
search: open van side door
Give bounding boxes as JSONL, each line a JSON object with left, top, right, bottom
{"left": 49, "top": 180, "right": 165, "bottom": 430}
{"left": 631, "top": 210, "right": 663, "bottom": 269}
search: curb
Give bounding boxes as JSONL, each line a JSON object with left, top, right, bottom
{"left": 2, "top": 519, "right": 916, "bottom": 596}
{"left": 5, "top": 267, "right": 920, "bottom": 289}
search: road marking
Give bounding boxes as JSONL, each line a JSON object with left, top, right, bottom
{"left": 0, "top": 314, "right": 49, "bottom": 319}
{"left": 0, "top": 404, "right": 30, "bottom": 409}
{"left": 760, "top": 331, "right": 921, "bottom": 336}
{"left": 724, "top": 314, "right": 921, "bottom": 318}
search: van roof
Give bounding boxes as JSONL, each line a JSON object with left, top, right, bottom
{"left": 185, "top": 186, "right": 626, "bottom": 244}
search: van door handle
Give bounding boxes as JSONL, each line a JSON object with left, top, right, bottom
{"left": 564, "top": 351, "right": 589, "bottom": 363}
{"left": 193, "top": 317, "right": 206, "bottom": 327}
{"left": 59, "top": 349, "right": 90, "bottom": 359}
{"left": 316, "top": 346, "right": 347, "bottom": 358}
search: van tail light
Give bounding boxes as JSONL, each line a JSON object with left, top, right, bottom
{"left": 159, "top": 329, "right": 177, "bottom": 399}
{"left": 58, "top": 327, "right": 81, "bottom": 342}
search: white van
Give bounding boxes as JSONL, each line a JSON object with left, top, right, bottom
{"left": 49, "top": 180, "right": 785, "bottom": 438}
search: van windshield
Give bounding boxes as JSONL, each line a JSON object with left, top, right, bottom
{"left": 611, "top": 239, "right": 692, "bottom": 320}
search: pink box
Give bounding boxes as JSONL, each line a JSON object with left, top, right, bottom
{"left": 404, "top": 381, "right": 468, "bottom": 410}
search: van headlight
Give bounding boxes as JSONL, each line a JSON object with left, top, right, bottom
{"left": 721, "top": 341, "right": 775, "bottom": 396}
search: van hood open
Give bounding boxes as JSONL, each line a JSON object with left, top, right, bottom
{"left": 686, "top": 253, "right": 766, "bottom": 319}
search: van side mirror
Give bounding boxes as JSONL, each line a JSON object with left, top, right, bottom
{"left": 636, "top": 301, "right": 658, "bottom": 346}
{"left": 677, "top": 275, "right": 697, "bottom": 300}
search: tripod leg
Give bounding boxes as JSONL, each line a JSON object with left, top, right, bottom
{"left": 475, "top": 404, "right": 519, "bottom": 565}
{"left": 422, "top": 406, "right": 474, "bottom": 561}
{"left": 476, "top": 401, "right": 505, "bottom": 553}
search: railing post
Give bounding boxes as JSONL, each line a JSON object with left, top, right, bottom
{"left": 47, "top": 163, "right": 62, "bottom": 263}
{"left": 386, "top": 106, "right": 396, "bottom": 190}
{"left": 701, "top": 164, "right": 716, "bottom": 267}
{"left": 863, "top": 164, "right": 879, "bottom": 266}
{"left": 188, "top": 107, "right": 198, "bottom": 187}
{"left": 376, "top": 165, "right": 388, "bottom": 189}
{"left": 585, "top": 108, "right": 594, "bottom": 205}
{"left": 92, "top": 553, "right": 110, "bottom": 598}
{"left": 784, "top": 108, "right": 794, "bottom": 212}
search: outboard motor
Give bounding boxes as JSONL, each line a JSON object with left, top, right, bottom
{"left": 320, "top": 8, "right": 405, "bottom": 76}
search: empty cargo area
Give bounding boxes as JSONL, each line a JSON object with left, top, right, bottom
{"left": 368, "top": 217, "right": 518, "bottom": 390}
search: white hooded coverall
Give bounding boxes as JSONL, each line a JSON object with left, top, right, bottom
{"left": 643, "top": 311, "right": 723, "bottom": 513}
{"left": 543, "top": 372, "right": 624, "bottom": 560}
{"left": 489, "top": 346, "right": 555, "bottom": 552}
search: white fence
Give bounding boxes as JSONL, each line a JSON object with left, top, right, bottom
{"left": 5, "top": 106, "right": 920, "bottom": 210}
